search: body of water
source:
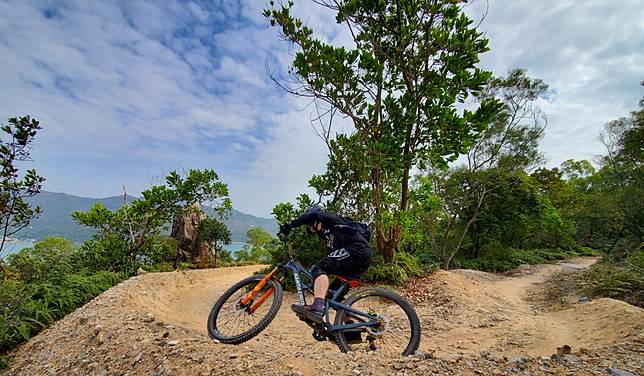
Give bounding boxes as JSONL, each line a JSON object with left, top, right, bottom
{"left": 224, "top": 241, "right": 248, "bottom": 256}
{"left": 1, "top": 238, "right": 35, "bottom": 258}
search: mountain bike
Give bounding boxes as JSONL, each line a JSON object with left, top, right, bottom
{"left": 207, "top": 238, "right": 421, "bottom": 355}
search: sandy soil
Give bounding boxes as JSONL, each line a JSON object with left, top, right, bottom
{"left": 6, "top": 258, "right": 644, "bottom": 375}
{"left": 409, "top": 257, "right": 643, "bottom": 358}
{"left": 104, "top": 256, "right": 644, "bottom": 362}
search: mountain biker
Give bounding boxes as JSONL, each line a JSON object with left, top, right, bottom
{"left": 278, "top": 205, "right": 372, "bottom": 323}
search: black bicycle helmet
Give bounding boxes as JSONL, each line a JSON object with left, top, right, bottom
{"left": 304, "top": 205, "right": 324, "bottom": 234}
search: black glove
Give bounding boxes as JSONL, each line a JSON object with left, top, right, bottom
{"left": 279, "top": 223, "right": 292, "bottom": 237}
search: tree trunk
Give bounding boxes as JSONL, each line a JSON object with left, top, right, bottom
{"left": 442, "top": 256, "right": 452, "bottom": 270}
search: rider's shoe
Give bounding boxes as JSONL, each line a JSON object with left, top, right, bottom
{"left": 291, "top": 304, "right": 324, "bottom": 323}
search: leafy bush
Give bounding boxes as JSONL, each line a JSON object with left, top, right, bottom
{"left": 363, "top": 252, "right": 423, "bottom": 285}
{"left": 141, "top": 262, "right": 176, "bottom": 273}
{"left": 7, "top": 237, "right": 76, "bottom": 283}
{"left": 140, "top": 236, "right": 177, "bottom": 266}
{"left": 74, "top": 235, "right": 132, "bottom": 274}
{"left": 579, "top": 249, "right": 643, "bottom": 307}
{"left": 0, "top": 270, "right": 122, "bottom": 353}
{"left": 575, "top": 247, "right": 600, "bottom": 257}
{"left": 451, "top": 247, "right": 584, "bottom": 272}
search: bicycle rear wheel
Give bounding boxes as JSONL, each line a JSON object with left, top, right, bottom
{"left": 334, "top": 287, "right": 421, "bottom": 356}
{"left": 207, "top": 275, "right": 283, "bottom": 344}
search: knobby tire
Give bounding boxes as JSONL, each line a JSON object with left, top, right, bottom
{"left": 334, "top": 287, "right": 421, "bottom": 356}
{"left": 208, "top": 275, "right": 283, "bottom": 344}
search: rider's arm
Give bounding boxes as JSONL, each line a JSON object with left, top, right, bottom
{"left": 290, "top": 211, "right": 343, "bottom": 228}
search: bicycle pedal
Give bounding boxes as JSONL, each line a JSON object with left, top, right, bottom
{"left": 312, "top": 331, "right": 326, "bottom": 342}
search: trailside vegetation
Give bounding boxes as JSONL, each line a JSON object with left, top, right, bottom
{"left": 2, "top": 2, "right": 642, "bottom": 364}
{"left": 72, "top": 169, "right": 232, "bottom": 275}
{"left": 264, "top": 1, "right": 642, "bottom": 295}
{"left": 0, "top": 169, "right": 236, "bottom": 362}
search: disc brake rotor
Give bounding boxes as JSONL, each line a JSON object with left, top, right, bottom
{"left": 366, "top": 314, "right": 389, "bottom": 337}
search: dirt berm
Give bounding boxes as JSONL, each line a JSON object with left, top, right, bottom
{"left": 6, "top": 259, "right": 643, "bottom": 375}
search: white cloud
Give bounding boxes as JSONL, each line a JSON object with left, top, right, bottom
{"left": 465, "top": 0, "right": 644, "bottom": 166}
{"left": 0, "top": 0, "right": 642, "bottom": 217}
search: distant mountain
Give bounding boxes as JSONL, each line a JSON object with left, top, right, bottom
{"left": 16, "top": 191, "right": 278, "bottom": 243}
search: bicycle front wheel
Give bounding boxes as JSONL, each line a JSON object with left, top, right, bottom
{"left": 207, "top": 275, "right": 283, "bottom": 344}
{"left": 334, "top": 287, "right": 421, "bottom": 356}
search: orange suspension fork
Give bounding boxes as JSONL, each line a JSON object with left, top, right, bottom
{"left": 240, "top": 267, "right": 279, "bottom": 306}
{"left": 250, "top": 287, "right": 274, "bottom": 313}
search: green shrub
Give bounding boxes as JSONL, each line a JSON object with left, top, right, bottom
{"left": 141, "top": 262, "right": 175, "bottom": 273}
{"left": 450, "top": 247, "right": 585, "bottom": 272}
{"left": 575, "top": 246, "right": 600, "bottom": 257}
{"left": 74, "top": 235, "right": 132, "bottom": 274}
{"left": 0, "top": 271, "right": 123, "bottom": 353}
{"left": 7, "top": 237, "right": 76, "bottom": 284}
{"left": 139, "top": 236, "right": 177, "bottom": 266}
{"left": 580, "top": 250, "right": 643, "bottom": 307}
{"left": 363, "top": 252, "right": 423, "bottom": 285}
{"left": 451, "top": 257, "right": 516, "bottom": 272}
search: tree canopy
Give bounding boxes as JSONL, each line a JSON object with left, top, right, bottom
{"left": 266, "top": 0, "right": 501, "bottom": 262}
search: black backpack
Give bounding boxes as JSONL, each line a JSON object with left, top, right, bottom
{"left": 342, "top": 217, "right": 372, "bottom": 243}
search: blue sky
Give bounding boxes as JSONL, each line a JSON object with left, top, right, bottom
{"left": 0, "top": 1, "right": 642, "bottom": 217}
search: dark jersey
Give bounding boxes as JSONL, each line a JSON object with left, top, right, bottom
{"left": 290, "top": 211, "right": 371, "bottom": 252}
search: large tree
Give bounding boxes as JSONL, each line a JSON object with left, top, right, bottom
{"left": 266, "top": 0, "right": 501, "bottom": 262}
{"left": 595, "top": 90, "right": 644, "bottom": 255}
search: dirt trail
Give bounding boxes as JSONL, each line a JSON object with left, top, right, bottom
{"left": 7, "top": 259, "right": 644, "bottom": 375}
{"left": 408, "top": 257, "right": 644, "bottom": 361}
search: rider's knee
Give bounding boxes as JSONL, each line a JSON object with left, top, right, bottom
{"left": 311, "top": 265, "right": 327, "bottom": 281}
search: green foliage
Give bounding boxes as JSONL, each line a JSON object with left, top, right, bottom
{"left": 0, "top": 236, "right": 126, "bottom": 354}
{"left": 0, "top": 116, "right": 45, "bottom": 258}
{"left": 72, "top": 169, "right": 231, "bottom": 275}
{"left": 74, "top": 235, "right": 131, "bottom": 274}
{"left": 7, "top": 237, "right": 76, "bottom": 283}
{"left": 198, "top": 217, "right": 231, "bottom": 267}
{"left": 267, "top": 0, "right": 502, "bottom": 262}
{"left": 416, "top": 69, "right": 549, "bottom": 269}
{"left": 363, "top": 252, "right": 424, "bottom": 285}
{"left": 141, "top": 262, "right": 175, "bottom": 273}
{"left": 580, "top": 250, "right": 644, "bottom": 307}
{"left": 451, "top": 248, "right": 583, "bottom": 272}
{"left": 0, "top": 269, "right": 122, "bottom": 353}
{"left": 587, "top": 92, "right": 644, "bottom": 255}
{"left": 236, "top": 227, "right": 277, "bottom": 264}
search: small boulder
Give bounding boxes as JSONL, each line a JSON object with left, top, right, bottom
{"left": 607, "top": 369, "right": 637, "bottom": 376}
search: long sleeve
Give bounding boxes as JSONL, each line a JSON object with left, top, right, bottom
{"left": 291, "top": 211, "right": 344, "bottom": 228}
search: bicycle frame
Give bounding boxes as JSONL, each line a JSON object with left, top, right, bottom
{"left": 239, "top": 242, "right": 380, "bottom": 333}
{"left": 280, "top": 257, "right": 380, "bottom": 332}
